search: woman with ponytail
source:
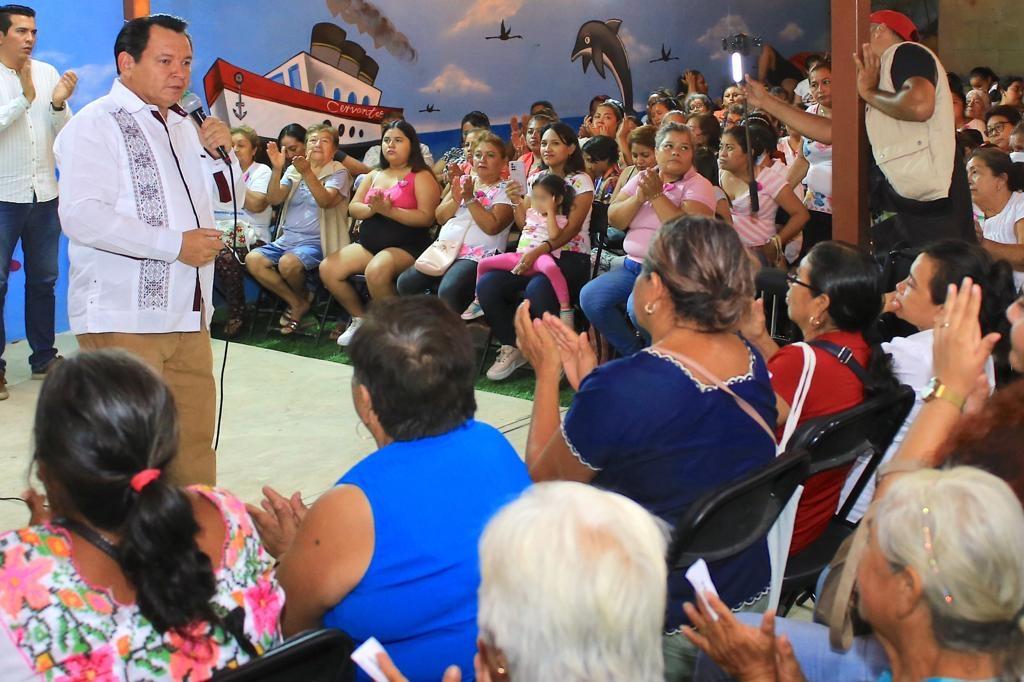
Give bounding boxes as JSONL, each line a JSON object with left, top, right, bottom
{"left": 718, "top": 121, "right": 808, "bottom": 266}
{"left": 0, "top": 350, "right": 282, "bottom": 680}
{"left": 741, "top": 241, "right": 899, "bottom": 555}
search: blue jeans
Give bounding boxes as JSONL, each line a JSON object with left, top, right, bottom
{"left": 579, "top": 258, "right": 643, "bottom": 356}
{"left": 0, "top": 198, "right": 60, "bottom": 373}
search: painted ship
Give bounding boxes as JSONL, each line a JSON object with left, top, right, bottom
{"left": 203, "top": 22, "right": 402, "bottom": 146}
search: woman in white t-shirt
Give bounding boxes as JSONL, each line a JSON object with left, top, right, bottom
{"left": 396, "top": 132, "right": 514, "bottom": 314}
{"left": 969, "top": 147, "right": 1024, "bottom": 292}
{"left": 213, "top": 125, "right": 273, "bottom": 336}
{"left": 718, "top": 122, "right": 807, "bottom": 266}
{"left": 841, "top": 240, "right": 1016, "bottom": 522}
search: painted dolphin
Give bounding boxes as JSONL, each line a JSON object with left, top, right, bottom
{"left": 570, "top": 19, "right": 634, "bottom": 112}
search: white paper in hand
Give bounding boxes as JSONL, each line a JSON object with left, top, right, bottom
{"left": 685, "top": 558, "right": 721, "bottom": 621}
{"left": 351, "top": 636, "right": 389, "bottom": 682}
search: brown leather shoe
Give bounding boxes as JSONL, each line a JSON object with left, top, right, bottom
{"left": 0, "top": 370, "right": 8, "bottom": 400}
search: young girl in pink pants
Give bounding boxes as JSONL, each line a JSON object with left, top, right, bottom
{"left": 471, "top": 173, "right": 576, "bottom": 326}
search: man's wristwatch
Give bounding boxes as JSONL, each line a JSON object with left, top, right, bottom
{"left": 50, "top": 101, "right": 66, "bottom": 111}
{"left": 921, "top": 377, "right": 966, "bottom": 411}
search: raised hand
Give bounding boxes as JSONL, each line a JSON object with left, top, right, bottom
{"left": 542, "top": 312, "right": 597, "bottom": 389}
{"left": 291, "top": 154, "right": 311, "bottom": 175}
{"left": 461, "top": 174, "right": 477, "bottom": 202}
{"left": 266, "top": 141, "right": 286, "bottom": 170}
{"left": 199, "top": 116, "right": 232, "bottom": 160}
{"left": 17, "top": 61, "right": 35, "bottom": 103}
{"left": 245, "top": 485, "right": 306, "bottom": 558}
{"left": 368, "top": 191, "right": 392, "bottom": 215}
{"left": 51, "top": 69, "right": 78, "bottom": 107}
{"left": 509, "top": 115, "right": 525, "bottom": 153}
{"left": 742, "top": 74, "right": 770, "bottom": 110}
{"left": 682, "top": 590, "right": 781, "bottom": 681}
{"left": 514, "top": 300, "right": 562, "bottom": 380}
{"left": 854, "top": 43, "right": 881, "bottom": 100}
{"left": 637, "top": 169, "right": 663, "bottom": 201}
{"left": 23, "top": 488, "right": 50, "bottom": 525}
{"left": 932, "top": 278, "right": 1001, "bottom": 398}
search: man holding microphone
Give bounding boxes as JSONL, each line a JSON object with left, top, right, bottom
{"left": 55, "top": 14, "right": 242, "bottom": 485}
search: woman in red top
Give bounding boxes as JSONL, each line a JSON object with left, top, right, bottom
{"left": 742, "top": 241, "right": 898, "bottom": 554}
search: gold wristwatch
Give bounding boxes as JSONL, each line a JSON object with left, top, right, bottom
{"left": 921, "top": 377, "right": 966, "bottom": 411}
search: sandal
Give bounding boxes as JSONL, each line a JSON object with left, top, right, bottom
{"left": 224, "top": 317, "right": 244, "bottom": 337}
{"left": 279, "top": 308, "right": 292, "bottom": 327}
{"left": 280, "top": 317, "right": 308, "bottom": 336}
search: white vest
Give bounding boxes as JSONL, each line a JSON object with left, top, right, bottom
{"left": 865, "top": 42, "right": 955, "bottom": 202}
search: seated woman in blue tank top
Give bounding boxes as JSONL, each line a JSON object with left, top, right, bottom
{"left": 249, "top": 296, "right": 531, "bottom": 681}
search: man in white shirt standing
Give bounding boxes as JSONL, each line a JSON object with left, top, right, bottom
{"left": 0, "top": 4, "right": 76, "bottom": 400}
{"left": 55, "top": 14, "right": 241, "bottom": 485}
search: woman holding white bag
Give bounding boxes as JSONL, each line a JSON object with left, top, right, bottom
{"left": 741, "top": 241, "right": 899, "bottom": 556}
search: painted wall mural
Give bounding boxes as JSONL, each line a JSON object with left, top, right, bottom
{"left": 7, "top": 0, "right": 832, "bottom": 341}
{"left": 156, "top": 0, "right": 829, "bottom": 140}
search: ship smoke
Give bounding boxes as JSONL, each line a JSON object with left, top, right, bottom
{"left": 325, "top": 0, "right": 418, "bottom": 63}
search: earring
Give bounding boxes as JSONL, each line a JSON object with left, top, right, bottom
{"left": 809, "top": 315, "right": 822, "bottom": 327}
{"left": 355, "top": 421, "right": 373, "bottom": 441}
{"left": 644, "top": 301, "right": 657, "bottom": 315}
{"left": 496, "top": 667, "right": 507, "bottom": 675}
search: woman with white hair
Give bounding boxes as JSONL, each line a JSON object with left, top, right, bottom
{"left": 475, "top": 481, "right": 668, "bottom": 681}
{"left": 378, "top": 481, "right": 669, "bottom": 682}
{"left": 686, "top": 466, "right": 1024, "bottom": 682}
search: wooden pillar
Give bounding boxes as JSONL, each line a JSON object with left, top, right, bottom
{"left": 123, "top": 0, "right": 150, "bottom": 20}
{"left": 830, "top": 0, "right": 870, "bottom": 248}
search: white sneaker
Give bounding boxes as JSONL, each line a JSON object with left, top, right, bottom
{"left": 461, "top": 299, "right": 484, "bottom": 321}
{"left": 486, "top": 345, "right": 528, "bottom": 381}
{"left": 336, "top": 317, "right": 364, "bottom": 346}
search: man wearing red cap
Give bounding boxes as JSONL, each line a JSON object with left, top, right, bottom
{"left": 854, "top": 9, "right": 974, "bottom": 252}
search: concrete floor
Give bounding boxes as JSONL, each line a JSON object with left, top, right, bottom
{"left": 0, "top": 333, "right": 534, "bottom": 532}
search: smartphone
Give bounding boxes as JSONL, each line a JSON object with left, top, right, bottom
{"left": 508, "top": 159, "right": 527, "bottom": 190}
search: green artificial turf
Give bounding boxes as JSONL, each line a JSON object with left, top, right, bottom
{"left": 211, "top": 307, "right": 574, "bottom": 406}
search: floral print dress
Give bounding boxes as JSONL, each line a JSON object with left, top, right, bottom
{"left": 0, "top": 486, "right": 283, "bottom": 681}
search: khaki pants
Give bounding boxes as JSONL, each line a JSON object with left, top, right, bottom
{"left": 76, "top": 325, "right": 217, "bottom": 486}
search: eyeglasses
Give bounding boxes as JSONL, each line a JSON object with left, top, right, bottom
{"left": 786, "top": 272, "right": 821, "bottom": 294}
{"left": 986, "top": 121, "right": 1009, "bottom": 137}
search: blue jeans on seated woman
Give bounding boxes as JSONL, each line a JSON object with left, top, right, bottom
{"left": 476, "top": 251, "right": 590, "bottom": 346}
{"left": 580, "top": 257, "right": 644, "bottom": 356}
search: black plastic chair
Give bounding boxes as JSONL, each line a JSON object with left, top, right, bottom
{"left": 667, "top": 450, "right": 811, "bottom": 571}
{"left": 589, "top": 200, "right": 610, "bottom": 279}
{"left": 211, "top": 628, "right": 356, "bottom": 681}
{"left": 776, "top": 385, "right": 916, "bottom": 615}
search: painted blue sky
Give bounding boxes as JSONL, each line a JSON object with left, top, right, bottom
{"left": 28, "top": 1, "right": 123, "bottom": 110}
{"left": 152, "top": 0, "right": 828, "bottom": 132}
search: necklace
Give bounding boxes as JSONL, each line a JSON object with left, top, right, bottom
{"left": 53, "top": 516, "right": 119, "bottom": 560}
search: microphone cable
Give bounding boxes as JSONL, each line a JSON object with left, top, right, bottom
{"left": 214, "top": 157, "right": 237, "bottom": 450}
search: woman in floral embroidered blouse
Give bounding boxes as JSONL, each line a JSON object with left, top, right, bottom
{"left": 0, "top": 350, "right": 283, "bottom": 681}
{"left": 397, "top": 132, "right": 514, "bottom": 314}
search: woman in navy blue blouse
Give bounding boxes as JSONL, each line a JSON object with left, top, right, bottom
{"left": 516, "top": 215, "right": 778, "bottom": 681}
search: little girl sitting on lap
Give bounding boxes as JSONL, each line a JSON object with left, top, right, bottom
{"left": 470, "top": 173, "right": 576, "bottom": 326}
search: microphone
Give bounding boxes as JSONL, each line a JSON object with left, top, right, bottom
{"left": 180, "top": 92, "right": 229, "bottom": 161}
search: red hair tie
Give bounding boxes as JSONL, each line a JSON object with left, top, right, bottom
{"left": 130, "top": 468, "right": 161, "bottom": 493}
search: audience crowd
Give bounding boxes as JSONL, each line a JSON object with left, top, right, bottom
{"left": 2, "top": 3, "right": 1024, "bottom": 681}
